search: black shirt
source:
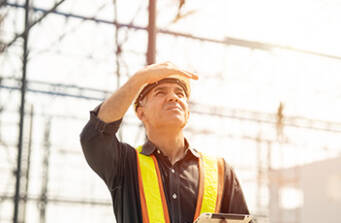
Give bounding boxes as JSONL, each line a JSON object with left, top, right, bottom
{"left": 80, "top": 106, "right": 250, "bottom": 223}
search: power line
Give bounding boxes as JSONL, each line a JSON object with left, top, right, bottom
{"left": 5, "top": 2, "right": 143, "bottom": 29}
{"left": 0, "top": 194, "right": 112, "bottom": 206}
{"left": 1, "top": 78, "right": 341, "bottom": 133}
{"left": 190, "top": 102, "right": 341, "bottom": 133}
{"left": 0, "top": 85, "right": 105, "bottom": 101}
{"left": 4, "top": 1, "right": 341, "bottom": 61}
{"left": 1, "top": 0, "right": 66, "bottom": 52}
{"left": 30, "top": 2, "right": 112, "bottom": 58}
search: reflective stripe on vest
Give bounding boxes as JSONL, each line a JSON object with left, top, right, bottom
{"left": 135, "top": 146, "right": 224, "bottom": 223}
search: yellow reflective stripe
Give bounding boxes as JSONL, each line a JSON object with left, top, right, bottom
{"left": 200, "top": 155, "right": 219, "bottom": 214}
{"left": 136, "top": 146, "right": 167, "bottom": 223}
{"left": 137, "top": 145, "right": 143, "bottom": 153}
{"left": 137, "top": 146, "right": 220, "bottom": 222}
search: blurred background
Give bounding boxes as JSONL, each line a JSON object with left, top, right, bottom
{"left": 1, "top": 0, "right": 341, "bottom": 222}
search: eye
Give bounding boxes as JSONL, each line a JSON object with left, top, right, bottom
{"left": 155, "top": 91, "right": 165, "bottom": 96}
{"left": 176, "top": 91, "right": 185, "bottom": 98}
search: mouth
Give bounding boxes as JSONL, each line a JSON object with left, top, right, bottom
{"left": 165, "top": 104, "right": 183, "bottom": 112}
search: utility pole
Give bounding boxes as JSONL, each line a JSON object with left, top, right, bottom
{"left": 147, "top": 0, "right": 156, "bottom": 65}
{"left": 113, "top": 0, "right": 121, "bottom": 89}
{"left": 39, "top": 118, "right": 51, "bottom": 223}
{"left": 112, "top": 0, "right": 123, "bottom": 140}
{"left": 13, "top": 0, "right": 30, "bottom": 222}
{"left": 21, "top": 105, "right": 34, "bottom": 223}
{"left": 134, "top": 0, "right": 157, "bottom": 144}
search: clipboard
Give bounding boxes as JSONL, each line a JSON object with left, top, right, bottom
{"left": 194, "top": 213, "right": 253, "bottom": 223}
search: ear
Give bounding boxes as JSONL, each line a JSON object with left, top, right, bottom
{"left": 136, "top": 106, "right": 145, "bottom": 121}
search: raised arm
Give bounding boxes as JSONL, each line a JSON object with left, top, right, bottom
{"left": 80, "top": 62, "right": 197, "bottom": 188}
{"left": 97, "top": 62, "right": 198, "bottom": 123}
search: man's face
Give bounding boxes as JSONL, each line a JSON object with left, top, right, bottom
{"left": 137, "top": 82, "right": 189, "bottom": 130}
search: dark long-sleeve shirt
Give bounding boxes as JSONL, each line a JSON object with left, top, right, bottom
{"left": 80, "top": 106, "right": 250, "bottom": 223}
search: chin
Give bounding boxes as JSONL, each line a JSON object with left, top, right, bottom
{"left": 166, "top": 117, "right": 187, "bottom": 128}
{"left": 156, "top": 112, "right": 188, "bottom": 128}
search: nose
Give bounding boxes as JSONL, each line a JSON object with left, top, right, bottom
{"left": 167, "top": 91, "right": 180, "bottom": 102}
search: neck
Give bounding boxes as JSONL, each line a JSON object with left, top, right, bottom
{"left": 147, "top": 127, "right": 186, "bottom": 165}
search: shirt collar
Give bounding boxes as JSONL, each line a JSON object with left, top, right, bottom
{"left": 140, "top": 138, "right": 200, "bottom": 159}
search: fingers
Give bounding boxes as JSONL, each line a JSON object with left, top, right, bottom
{"left": 176, "top": 70, "right": 198, "bottom": 80}
{"left": 140, "top": 62, "right": 199, "bottom": 83}
{"left": 161, "top": 62, "right": 199, "bottom": 80}
{"left": 184, "top": 71, "right": 199, "bottom": 80}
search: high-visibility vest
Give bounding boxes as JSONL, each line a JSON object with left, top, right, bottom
{"left": 135, "top": 146, "right": 225, "bottom": 223}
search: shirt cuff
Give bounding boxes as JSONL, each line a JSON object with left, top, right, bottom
{"left": 89, "top": 104, "right": 122, "bottom": 135}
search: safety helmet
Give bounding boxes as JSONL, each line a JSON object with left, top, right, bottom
{"left": 134, "top": 75, "right": 191, "bottom": 112}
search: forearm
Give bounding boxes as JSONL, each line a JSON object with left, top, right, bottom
{"left": 98, "top": 62, "right": 198, "bottom": 123}
{"left": 98, "top": 73, "right": 144, "bottom": 123}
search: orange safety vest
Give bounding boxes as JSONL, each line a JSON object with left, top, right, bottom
{"left": 135, "top": 146, "right": 225, "bottom": 223}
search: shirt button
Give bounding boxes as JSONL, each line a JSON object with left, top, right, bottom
{"left": 157, "top": 150, "right": 161, "bottom": 154}
{"left": 172, "top": 193, "right": 177, "bottom": 199}
{"left": 171, "top": 169, "right": 175, "bottom": 173}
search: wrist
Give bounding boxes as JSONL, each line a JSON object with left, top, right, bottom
{"left": 131, "top": 71, "right": 149, "bottom": 87}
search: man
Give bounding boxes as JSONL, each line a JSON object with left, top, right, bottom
{"left": 80, "top": 62, "right": 250, "bottom": 223}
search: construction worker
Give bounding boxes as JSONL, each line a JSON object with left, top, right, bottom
{"left": 80, "top": 62, "right": 250, "bottom": 223}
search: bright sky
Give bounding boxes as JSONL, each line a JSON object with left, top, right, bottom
{"left": 1, "top": 0, "right": 341, "bottom": 222}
